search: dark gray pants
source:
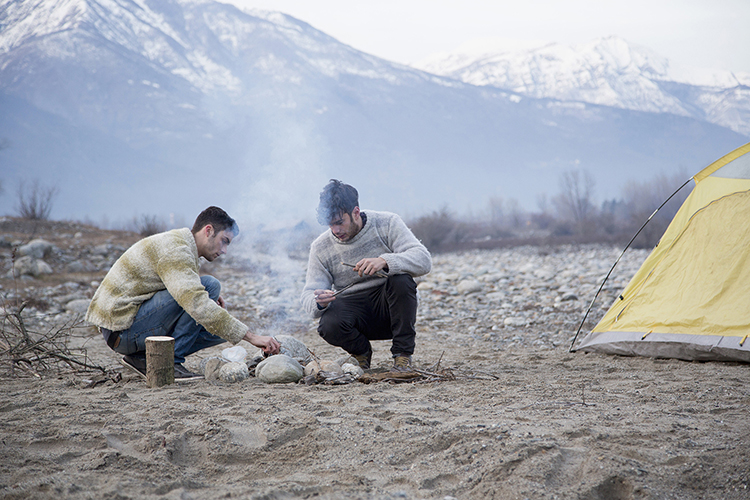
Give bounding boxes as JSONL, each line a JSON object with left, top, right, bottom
{"left": 317, "top": 274, "right": 418, "bottom": 357}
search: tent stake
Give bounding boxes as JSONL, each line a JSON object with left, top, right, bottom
{"left": 569, "top": 178, "right": 693, "bottom": 352}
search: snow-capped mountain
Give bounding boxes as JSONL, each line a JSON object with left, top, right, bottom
{"left": 0, "top": 1, "right": 746, "bottom": 223}
{"left": 415, "top": 36, "right": 750, "bottom": 136}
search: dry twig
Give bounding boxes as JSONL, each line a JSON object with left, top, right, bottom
{"left": 1, "top": 300, "right": 106, "bottom": 378}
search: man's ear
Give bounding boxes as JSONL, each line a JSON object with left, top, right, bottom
{"left": 204, "top": 224, "right": 214, "bottom": 238}
{"left": 352, "top": 206, "right": 360, "bottom": 219}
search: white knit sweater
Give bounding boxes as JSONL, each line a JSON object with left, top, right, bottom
{"left": 300, "top": 210, "right": 432, "bottom": 318}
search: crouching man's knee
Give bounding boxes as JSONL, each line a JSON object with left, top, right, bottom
{"left": 386, "top": 274, "right": 417, "bottom": 295}
{"left": 201, "top": 275, "right": 221, "bottom": 301}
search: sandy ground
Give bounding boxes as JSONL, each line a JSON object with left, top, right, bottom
{"left": 1, "top": 222, "right": 750, "bottom": 499}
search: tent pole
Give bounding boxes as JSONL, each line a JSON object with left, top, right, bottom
{"left": 568, "top": 178, "right": 693, "bottom": 352}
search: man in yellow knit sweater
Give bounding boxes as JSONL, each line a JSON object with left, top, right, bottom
{"left": 86, "top": 206, "right": 280, "bottom": 380}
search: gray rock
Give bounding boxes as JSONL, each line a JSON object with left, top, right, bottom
{"left": 335, "top": 354, "right": 359, "bottom": 367}
{"left": 8, "top": 256, "right": 53, "bottom": 278}
{"left": 91, "top": 244, "right": 110, "bottom": 256}
{"left": 533, "top": 267, "right": 555, "bottom": 280}
{"left": 66, "top": 261, "right": 89, "bottom": 273}
{"left": 65, "top": 299, "right": 90, "bottom": 314}
{"left": 341, "top": 363, "right": 364, "bottom": 378}
{"left": 503, "top": 317, "right": 527, "bottom": 327}
{"left": 457, "top": 279, "right": 483, "bottom": 294}
{"left": 255, "top": 355, "right": 304, "bottom": 384}
{"left": 221, "top": 345, "right": 247, "bottom": 362}
{"left": 304, "top": 359, "right": 343, "bottom": 377}
{"left": 219, "top": 362, "right": 250, "bottom": 383}
{"left": 199, "top": 356, "right": 226, "bottom": 380}
{"left": 18, "top": 239, "right": 55, "bottom": 259}
{"left": 257, "top": 334, "right": 311, "bottom": 365}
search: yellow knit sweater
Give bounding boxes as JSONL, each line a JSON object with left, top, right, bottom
{"left": 85, "top": 228, "right": 247, "bottom": 344}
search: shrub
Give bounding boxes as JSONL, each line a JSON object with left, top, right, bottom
{"left": 15, "top": 179, "right": 59, "bottom": 220}
{"left": 136, "top": 214, "right": 167, "bottom": 237}
{"left": 409, "top": 206, "right": 467, "bottom": 252}
{"left": 621, "top": 171, "right": 690, "bottom": 248}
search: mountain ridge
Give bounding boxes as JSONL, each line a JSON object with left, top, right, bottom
{"left": 0, "top": 0, "right": 747, "bottom": 224}
{"left": 414, "top": 36, "right": 750, "bottom": 136}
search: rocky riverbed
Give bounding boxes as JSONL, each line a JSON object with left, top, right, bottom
{"left": 1, "top": 218, "right": 749, "bottom": 500}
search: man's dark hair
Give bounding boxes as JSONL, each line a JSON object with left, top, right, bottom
{"left": 316, "top": 179, "right": 359, "bottom": 225}
{"left": 192, "top": 206, "right": 239, "bottom": 235}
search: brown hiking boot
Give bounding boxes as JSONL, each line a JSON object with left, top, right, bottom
{"left": 353, "top": 349, "right": 372, "bottom": 370}
{"left": 392, "top": 355, "right": 413, "bottom": 372}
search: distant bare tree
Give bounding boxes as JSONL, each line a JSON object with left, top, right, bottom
{"left": 622, "top": 170, "right": 690, "bottom": 248}
{"left": 488, "top": 196, "right": 504, "bottom": 226}
{"left": 536, "top": 193, "right": 550, "bottom": 214}
{"left": 15, "top": 179, "right": 59, "bottom": 220}
{"left": 135, "top": 214, "right": 167, "bottom": 237}
{"left": 552, "top": 169, "right": 596, "bottom": 234}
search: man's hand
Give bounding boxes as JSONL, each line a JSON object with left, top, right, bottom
{"left": 243, "top": 332, "right": 280, "bottom": 355}
{"left": 353, "top": 257, "right": 388, "bottom": 277}
{"left": 314, "top": 289, "right": 336, "bottom": 307}
{"left": 216, "top": 296, "right": 226, "bottom": 309}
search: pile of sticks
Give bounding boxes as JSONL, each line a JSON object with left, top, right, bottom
{"left": 360, "top": 354, "right": 500, "bottom": 384}
{"left": 1, "top": 301, "right": 106, "bottom": 378}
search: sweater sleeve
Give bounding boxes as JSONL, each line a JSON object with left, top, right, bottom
{"left": 156, "top": 244, "right": 247, "bottom": 344}
{"left": 378, "top": 215, "right": 432, "bottom": 277}
{"left": 300, "top": 243, "right": 334, "bottom": 318}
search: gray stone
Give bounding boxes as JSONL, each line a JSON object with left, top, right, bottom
{"left": 335, "top": 354, "right": 359, "bottom": 367}
{"left": 457, "top": 279, "right": 483, "bottom": 294}
{"left": 341, "top": 363, "right": 364, "bottom": 378}
{"left": 257, "top": 334, "right": 311, "bottom": 365}
{"left": 503, "top": 317, "right": 527, "bottom": 327}
{"left": 91, "top": 244, "right": 110, "bottom": 256}
{"left": 199, "top": 357, "right": 226, "bottom": 380}
{"left": 9, "top": 256, "right": 53, "bottom": 278}
{"left": 533, "top": 267, "right": 555, "bottom": 280}
{"left": 304, "top": 359, "right": 343, "bottom": 377}
{"left": 66, "top": 261, "right": 85, "bottom": 273}
{"left": 219, "top": 362, "right": 250, "bottom": 383}
{"left": 255, "top": 354, "right": 304, "bottom": 384}
{"left": 18, "top": 239, "right": 55, "bottom": 259}
{"left": 221, "top": 345, "right": 247, "bottom": 362}
{"left": 65, "top": 299, "right": 90, "bottom": 314}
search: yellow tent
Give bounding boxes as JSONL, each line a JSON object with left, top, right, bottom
{"left": 575, "top": 141, "right": 750, "bottom": 362}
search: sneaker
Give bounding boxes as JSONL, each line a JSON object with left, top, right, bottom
{"left": 353, "top": 349, "right": 372, "bottom": 370}
{"left": 120, "top": 355, "right": 147, "bottom": 379}
{"left": 174, "top": 363, "right": 203, "bottom": 381}
{"left": 392, "top": 355, "right": 413, "bottom": 373}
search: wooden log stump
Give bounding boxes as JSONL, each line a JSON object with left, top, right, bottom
{"left": 145, "top": 336, "right": 174, "bottom": 388}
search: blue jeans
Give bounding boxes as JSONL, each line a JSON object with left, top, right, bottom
{"left": 114, "top": 275, "right": 227, "bottom": 364}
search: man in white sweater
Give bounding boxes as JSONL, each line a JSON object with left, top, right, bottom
{"left": 87, "top": 206, "right": 280, "bottom": 380}
{"left": 300, "top": 180, "right": 432, "bottom": 371}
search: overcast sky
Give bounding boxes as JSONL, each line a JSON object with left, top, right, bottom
{"left": 225, "top": 0, "right": 750, "bottom": 74}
